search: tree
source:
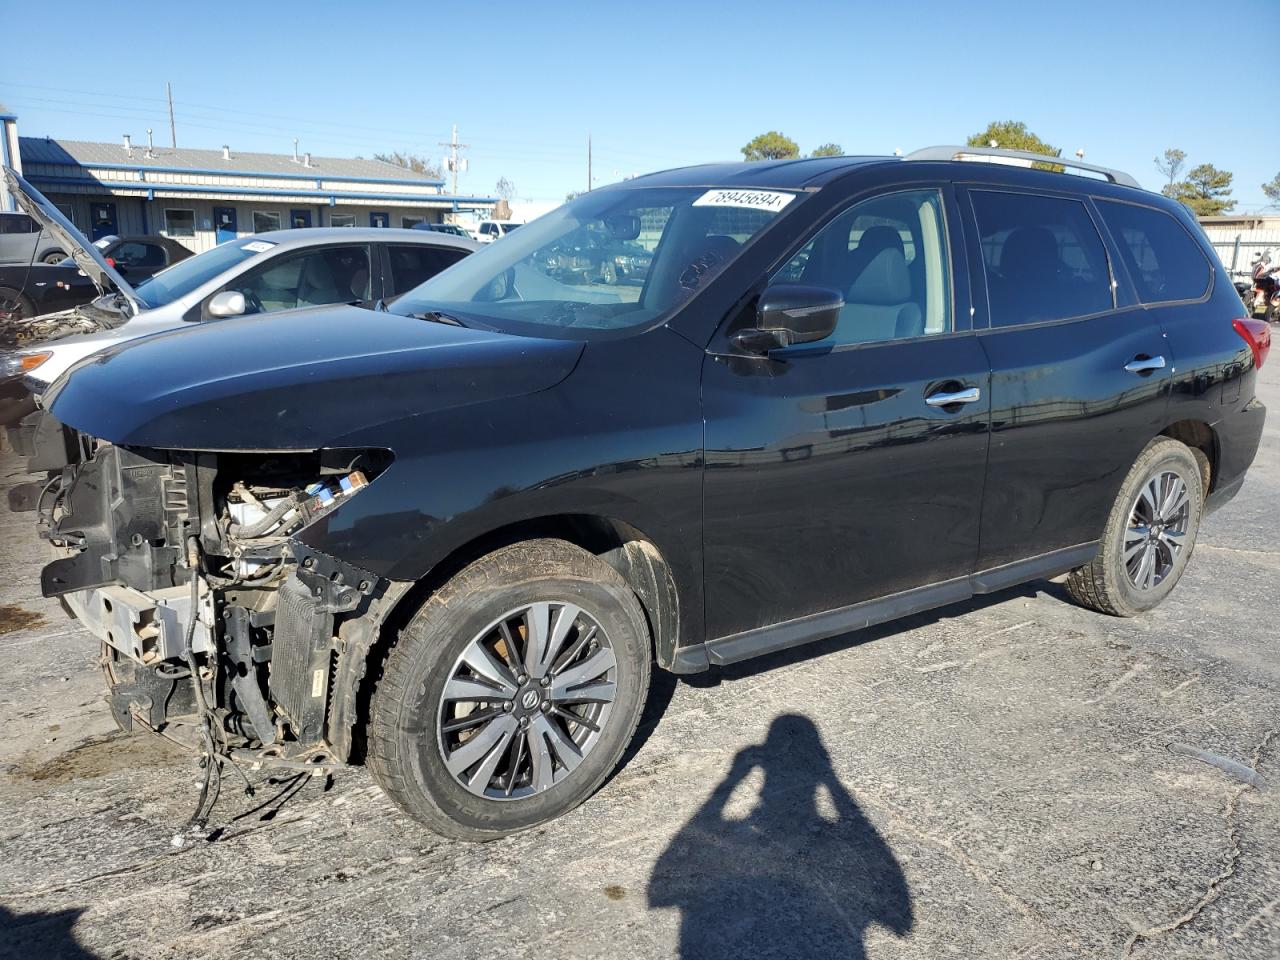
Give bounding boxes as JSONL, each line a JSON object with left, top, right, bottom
{"left": 565, "top": 190, "right": 582, "bottom": 202}
{"left": 374, "top": 151, "right": 443, "bottom": 179}
{"left": 1262, "top": 172, "right": 1280, "bottom": 208}
{"left": 966, "top": 121, "right": 1059, "bottom": 156}
{"left": 495, "top": 177, "right": 516, "bottom": 201}
{"left": 741, "top": 131, "right": 800, "bottom": 162}
{"left": 1164, "top": 163, "right": 1235, "bottom": 216}
{"left": 809, "top": 143, "right": 843, "bottom": 157}
{"left": 965, "top": 121, "right": 1062, "bottom": 171}
{"left": 1154, "top": 148, "right": 1186, "bottom": 188}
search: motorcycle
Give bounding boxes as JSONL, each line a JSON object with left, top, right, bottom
{"left": 1241, "top": 258, "right": 1280, "bottom": 323}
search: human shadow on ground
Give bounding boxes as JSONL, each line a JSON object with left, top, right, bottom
{"left": 648, "top": 713, "right": 913, "bottom": 960}
{"left": 0, "top": 905, "right": 101, "bottom": 959}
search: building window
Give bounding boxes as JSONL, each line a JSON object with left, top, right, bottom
{"left": 253, "top": 211, "right": 282, "bottom": 233}
{"left": 370, "top": 212, "right": 389, "bottom": 228}
{"left": 401, "top": 216, "right": 427, "bottom": 229}
{"left": 330, "top": 213, "right": 356, "bottom": 228}
{"left": 164, "top": 208, "right": 196, "bottom": 238}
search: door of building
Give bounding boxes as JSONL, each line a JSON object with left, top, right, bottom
{"left": 90, "top": 202, "right": 117, "bottom": 241}
{"left": 213, "top": 207, "right": 238, "bottom": 244}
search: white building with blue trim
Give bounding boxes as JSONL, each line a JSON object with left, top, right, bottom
{"left": 0, "top": 103, "right": 495, "bottom": 252}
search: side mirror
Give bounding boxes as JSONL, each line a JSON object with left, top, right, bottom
{"left": 207, "top": 290, "right": 247, "bottom": 318}
{"left": 733, "top": 284, "right": 842, "bottom": 353}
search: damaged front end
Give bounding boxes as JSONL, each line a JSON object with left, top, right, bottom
{"left": 37, "top": 440, "right": 398, "bottom": 774}
{"left": 0, "top": 299, "right": 130, "bottom": 351}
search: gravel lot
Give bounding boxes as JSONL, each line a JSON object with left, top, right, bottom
{"left": 0, "top": 362, "right": 1276, "bottom": 960}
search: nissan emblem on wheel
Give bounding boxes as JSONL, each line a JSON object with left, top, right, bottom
{"left": 7, "top": 146, "right": 1267, "bottom": 840}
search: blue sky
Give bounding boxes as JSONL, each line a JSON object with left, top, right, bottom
{"left": 4, "top": 0, "right": 1275, "bottom": 209}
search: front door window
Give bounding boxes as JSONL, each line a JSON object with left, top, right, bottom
{"left": 220, "top": 245, "right": 372, "bottom": 315}
{"left": 774, "top": 189, "right": 952, "bottom": 346}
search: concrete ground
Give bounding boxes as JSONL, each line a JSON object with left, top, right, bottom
{"left": 0, "top": 364, "right": 1276, "bottom": 960}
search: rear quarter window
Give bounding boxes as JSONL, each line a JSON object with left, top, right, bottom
{"left": 1095, "top": 200, "right": 1211, "bottom": 304}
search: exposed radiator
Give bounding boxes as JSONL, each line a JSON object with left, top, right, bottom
{"left": 268, "top": 574, "right": 334, "bottom": 744}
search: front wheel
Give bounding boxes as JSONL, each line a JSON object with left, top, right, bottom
{"left": 368, "top": 539, "right": 651, "bottom": 840}
{"left": 1066, "top": 437, "right": 1204, "bottom": 617}
{"left": 0, "top": 286, "right": 35, "bottom": 323}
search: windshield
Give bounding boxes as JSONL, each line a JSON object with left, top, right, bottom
{"left": 499, "top": 223, "right": 520, "bottom": 233}
{"left": 133, "top": 239, "right": 277, "bottom": 309}
{"left": 390, "top": 186, "right": 794, "bottom": 334}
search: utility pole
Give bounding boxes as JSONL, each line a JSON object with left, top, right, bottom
{"left": 166, "top": 82, "right": 177, "bottom": 148}
{"left": 587, "top": 133, "right": 592, "bottom": 193}
{"left": 438, "top": 124, "right": 469, "bottom": 196}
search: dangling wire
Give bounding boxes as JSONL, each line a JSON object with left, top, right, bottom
{"left": 180, "top": 536, "right": 221, "bottom": 830}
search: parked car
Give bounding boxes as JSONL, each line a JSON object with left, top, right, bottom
{"left": 412, "top": 222, "right": 473, "bottom": 239}
{"left": 0, "top": 168, "right": 478, "bottom": 403}
{"left": 0, "top": 261, "right": 98, "bottom": 325}
{"left": 92, "top": 234, "right": 193, "bottom": 280}
{"left": 0, "top": 234, "right": 195, "bottom": 329}
{"left": 0, "top": 210, "right": 67, "bottom": 265}
{"left": 473, "top": 219, "right": 523, "bottom": 243}
{"left": 14, "top": 149, "right": 1267, "bottom": 841}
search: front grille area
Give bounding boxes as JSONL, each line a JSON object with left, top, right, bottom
{"left": 268, "top": 574, "right": 334, "bottom": 744}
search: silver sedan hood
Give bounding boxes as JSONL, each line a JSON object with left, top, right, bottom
{"left": 2, "top": 166, "right": 142, "bottom": 315}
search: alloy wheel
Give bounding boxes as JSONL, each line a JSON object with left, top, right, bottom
{"left": 437, "top": 601, "right": 617, "bottom": 800}
{"left": 1124, "top": 470, "right": 1190, "bottom": 590}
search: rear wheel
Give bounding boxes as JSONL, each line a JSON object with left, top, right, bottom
{"left": 368, "top": 539, "right": 651, "bottom": 840}
{"left": 0, "top": 286, "right": 35, "bottom": 323}
{"left": 40, "top": 251, "right": 66, "bottom": 265}
{"left": 1067, "top": 437, "right": 1204, "bottom": 617}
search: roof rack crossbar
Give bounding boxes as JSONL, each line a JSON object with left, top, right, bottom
{"left": 903, "top": 145, "right": 1140, "bottom": 189}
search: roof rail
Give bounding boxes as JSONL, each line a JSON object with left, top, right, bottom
{"left": 904, "top": 145, "right": 1141, "bottom": 189}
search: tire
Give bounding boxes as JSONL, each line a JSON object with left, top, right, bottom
{"left": 1066, "top": 437, "right": 1204, "bottom": 617}
{"left": 0, "top": 286, "right": 35, "bottom": 323}
{"left": 368, "top": 539, "right": 651, "bottom": 840}
{"left": 40, "top": 250, "right": 66, "bottom": 265}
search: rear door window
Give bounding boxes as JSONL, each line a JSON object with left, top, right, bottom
{"left": 970, "top": 191, "right": 1113, "bottom": 328}
{"left": 0, "top": 214, "right": 37, "bottom": 234}
{"left": 386, "top": 244, "right": 469, "bottom": 296}
{"left": 113, "top": 241, "right": 168, "bottom": 268}
{"left": 1095, "top": 200, "right": 1211, "bottom": 304}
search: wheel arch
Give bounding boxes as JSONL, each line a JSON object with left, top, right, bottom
{"left": 1160, "top": 418, "right": 1217, "bottom": 493}
{"left": 329, "top": 512, "right": 690, "bottom": 764}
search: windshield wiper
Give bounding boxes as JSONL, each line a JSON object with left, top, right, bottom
{"left": 407, "top": 310, "right": 467, "bottom": 328}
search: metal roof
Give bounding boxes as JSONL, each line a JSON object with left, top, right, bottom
{"left": 19, "top": 137, "right": 444, "bottom": 185}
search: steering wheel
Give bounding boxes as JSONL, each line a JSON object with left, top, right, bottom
{"left": 242, "top": 290, "right": 264, "bottom": 315}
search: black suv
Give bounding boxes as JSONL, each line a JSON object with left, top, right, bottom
{"left": 21, "top": 148, "right": 1268, "bottom": 839}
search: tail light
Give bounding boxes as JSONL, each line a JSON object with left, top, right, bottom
{"left": 1232, "top": 317, "right": 1271, "bottom": 369}
{"left": 105, "top": 257, "right": 116, "bottom": 267}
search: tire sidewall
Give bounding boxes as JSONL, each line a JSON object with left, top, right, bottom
{"left": 1104, "top": 442, "right": 1203, "bottom": 613}
{"left": 393, "top": 571, "right": 649, "bottom": 836}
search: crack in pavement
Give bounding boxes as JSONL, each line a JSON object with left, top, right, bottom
{"left": 1120, "top": 728, "right": 1278, "bottom": 958}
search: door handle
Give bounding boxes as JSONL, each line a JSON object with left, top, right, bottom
{"left": 925, "top": 386, "right": 982, "bottom": 407}
{"left": 1124, "top": 355, "right": 1166, "bottom": 374}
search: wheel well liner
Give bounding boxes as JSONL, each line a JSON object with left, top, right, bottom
{"left": 1161, "top": 419, "right": 1217, "bottom": 492}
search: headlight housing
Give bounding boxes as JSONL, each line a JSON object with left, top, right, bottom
{"left": 0, "top": 351, "right": 52, "bottom": 381}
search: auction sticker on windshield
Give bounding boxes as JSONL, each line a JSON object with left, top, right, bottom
{"left": 241, "top": 241, "right": 276, "bottom": 254}
{"left": 692, "top": 189, "right": 796, "bottom": 212}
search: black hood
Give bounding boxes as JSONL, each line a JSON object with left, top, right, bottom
{"left": 44, "top": 304, "right": 584, "bottom": 450}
